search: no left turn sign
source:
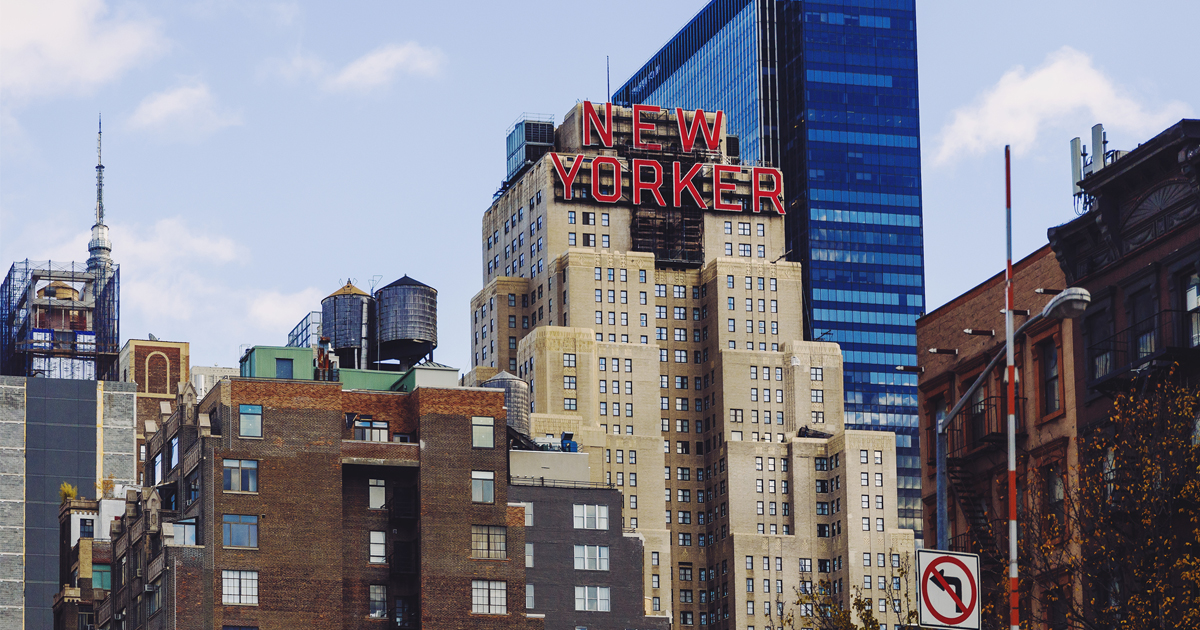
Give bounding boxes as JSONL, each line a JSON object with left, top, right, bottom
{"left": 917, "top": 549, "right": 981, "bottom": 630}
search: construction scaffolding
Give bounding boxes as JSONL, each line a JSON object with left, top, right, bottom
{"left": 631, "top": 207, "right": 705, "bottom": 267}
{"left": 0, "top": 259, "right": 120, "bottom": 380}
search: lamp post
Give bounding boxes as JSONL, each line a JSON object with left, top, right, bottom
{"left": 932, "top": 145, "right": 1091, "bottom": 629}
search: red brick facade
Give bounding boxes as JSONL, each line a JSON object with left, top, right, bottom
{"left": 95, "top": 377, "right": 542, "bottom": 630}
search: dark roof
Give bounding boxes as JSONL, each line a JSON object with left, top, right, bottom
{"left": 382, "top": 275, "right": 431, "bottom": 290}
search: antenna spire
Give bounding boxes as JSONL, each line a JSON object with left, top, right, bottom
{"left": 87, "top": 114, "right": 114, "bottom": 277}
{"left": 95, "top": 114, "right": 105, "bottom": 226}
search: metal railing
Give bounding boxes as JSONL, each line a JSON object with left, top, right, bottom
{"left": 509, "top": 476, "right": 615, "bottom": 490}
{"left": 1088, "top": 309, "right": 1199, "bottom": 384}
{"left": 947, "top": 396, "right": 1025, "bottom": 458}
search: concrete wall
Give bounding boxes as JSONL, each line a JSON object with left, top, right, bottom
{"left": 0, "top": 376, "right": 136, "bottom": 630}
{"left": 509, "top": 451, "right": 590, "bottom": 482}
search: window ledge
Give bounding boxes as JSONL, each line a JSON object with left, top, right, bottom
{"left": 221, "top": 602, "right": 259, "bottom": 607}
{"left": 1036, "top": 409, "right": 1067, "bottom": 426}
{"left": 237, "top": 435, "right": 264, "bottom": 440}
{"left": 223, "top": 546, "right": 259, "bottom": 551}
{"left": 223, "top": 490, "right": 258, "bottom": 495}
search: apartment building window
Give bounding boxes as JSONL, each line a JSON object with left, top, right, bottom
{"left": 238, "top": 405, "right": 262, "bottom": 438}
{"left": 574, "top": 545, "right": 610, "bottom": 570}
{"left": 575, "top": 586, "right": 611, "bottom": 611}
{"left": 223, "top": 459, "right": 258, "bottom": 492}
{"left": 222, "top": 515, "right": 257, "bottom": 548}
{"left": 875, "top": 473, "right": 883, "bottom": 487}
{"left": 573, "top": 504, "right": 609, "bottom": 529}
{"left": 221, "top": 570, "right": 258, "bottom": 605}
{"left": 877, "top": 518, "right": 885, "bottom": 531}
{"left": 471, "top": 525, "right": 507, "bottom": 559}
{"left": 80, "top": 519, "right": 94, "bottom": 538}
{"left": 472, "top": 580, "right": 508, "bottom": 614}
{"left": 812, "top": 411, "right": 825, "bottom": 423}
{"left": 739, "top": 244, "right": 752, "bottom": 257}
{"left": 366, "top": 478, "right": 386, "bottom": 509}
{"left": 811, "top": 390, "right": 824, "bottom": 403}
{"left": 472, "top": 471, "right": 495, "bottom": 503}
{"left": 1040, "top": 339, "right": 1061, "bottom": 415}
{"left": 861, "top": 472, "right": 869, "bottom": 486}
{"left": 470, "top": 416, "right": 496, "bottom": 449}
{"left": 354, "top": 418, "right": 388, "bottom": 441}
{"left": 367, "top": 530, "right": 387, "bottom": 563}
{"left": 361, "top": 584, "right": 388, "bottom": 618}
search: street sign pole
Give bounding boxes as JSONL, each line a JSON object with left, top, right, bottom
{"left": 918, "top": 549, "right": 981, "bottom": 630}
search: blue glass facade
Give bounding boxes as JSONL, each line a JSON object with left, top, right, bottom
{"left": 616, "top": 0, "right": 925, "bottom": 538}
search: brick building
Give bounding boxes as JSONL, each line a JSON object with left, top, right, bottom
{"left": 466, "top": 102, "right": 915, "bottom": 629}
{"left": 918, "top": 119, "right": 1200, "bottom": 627}
{"left": 916, "top": 245, "right": 1076, "bottom": 617}
{"left": 119, "top": 338, "right": 190, "bottom": 482}
{"left": 508, "top": 447, "right": 671, "bottom": 630}
{"left": 72, "top": 365, "right": 544, "bottom": 630}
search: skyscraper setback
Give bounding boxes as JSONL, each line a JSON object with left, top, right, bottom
{"left": 614, "top": 0, "right": 925, "bottom": 536}
{"left": 467, "top": 103, "right": 914, "bottom": 628}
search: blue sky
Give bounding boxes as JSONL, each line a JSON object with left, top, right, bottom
{"left": 1, "top": 0, "right": 1196, "bottom": 370}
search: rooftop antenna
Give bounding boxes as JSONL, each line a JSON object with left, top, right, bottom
{"left": 606, "top": 55, "right": 611, "bottom": 102}
{"left": 87, "top": 114, "right": 114, "bottom": 276}
{"left": 96, "top": 114, "right": 105, "bottom": 226}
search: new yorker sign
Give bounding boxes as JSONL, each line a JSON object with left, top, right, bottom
{"left": 551, "top": 102, "right": 785, "bottom": 215}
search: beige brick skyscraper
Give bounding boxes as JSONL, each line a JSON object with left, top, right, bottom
{"left": 467, "top": 103, "right": 914, "bottom": 629}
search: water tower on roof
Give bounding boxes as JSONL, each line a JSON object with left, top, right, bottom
{"left": 374, "top": 275, "right": 437, "bottom": 372}
{"left": 321, "top": 280, "right": 374, "bottom": 370}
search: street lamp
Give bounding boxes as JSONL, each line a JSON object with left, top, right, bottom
{"left": 934, "top": 146, "right": 1092, "bottom": 630}
{"left": 934, "top": 287, "right": 1091, "bottom": 544}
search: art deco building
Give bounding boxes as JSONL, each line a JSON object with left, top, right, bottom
{"left": 466, "top": 102, "right": 914, "bottom": 629}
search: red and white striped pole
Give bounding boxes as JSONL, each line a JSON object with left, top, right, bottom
{"left": 1005, "top": 145, "right": 1020, "bottom": 630}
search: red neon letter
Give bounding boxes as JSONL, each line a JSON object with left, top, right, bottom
{"left": 633, "top": 104, "right": 662, "bottom": 150}
{"left": 672, "top": 162, "right": 706, "bottom": 208}
{"left": 632, "top": 159, "right": 665, "bottom": 206}
{"left": 583, "top": 101, "right": 614, "bottom": 147}
{"left": 591, "top": 156, "right": 623, "bottom": 203}
{"left": 676, "top": 108, "right": 724, "bottom": 152}
{"left": 712, "top": 165, "right": 740, "bottom": 211}
{"left": 551, "top": 153, "right": 585, "bottom": 200}
{"left": 752, "top": 167, "right": 785, "bottom": 214}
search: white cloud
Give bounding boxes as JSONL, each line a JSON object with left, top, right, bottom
{"left": 0, "top": 0, "right": 165, "bottom": 101}
{"left": 24, "top": 217, "right": 320, "bottom": 352}
{"left": 127, "top": 82, "right": 241, "bottom": 140}
{"left": 248, "top": 288, "right": 324, "bottom": 332}
{"left": 323, "top": 42, "right": 444, "bottom": 92}
{"left": 934, "top": 47, "right": 1192, "bottom": 164}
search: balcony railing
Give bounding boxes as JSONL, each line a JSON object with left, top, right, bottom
{"left": 388, "top": 487, "right": 418, "bottom": 520}
{"left": 1088, "top": 309, "right": 1200, "bottom": 387}
{"left": 947, "top": 396, "right": 1025, "bottom": 459}
{"left": 390, "top": 542, "right": 417, "bottom": 575}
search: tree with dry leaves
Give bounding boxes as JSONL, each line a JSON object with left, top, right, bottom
{"left": 783, "top": 549, "right": 918, "bottom": 630}
{"left": 1016, "top": 371, "right": 1200, "bottom": 630}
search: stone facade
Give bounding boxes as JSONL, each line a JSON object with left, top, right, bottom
{"left": 467, "top": 103, "right": 915, "bottom": 629}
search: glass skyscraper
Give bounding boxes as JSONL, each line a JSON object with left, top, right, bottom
{"left": 615, "top": 0, "right": 924, "bottom": 538}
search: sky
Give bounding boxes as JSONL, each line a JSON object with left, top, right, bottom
{"left": 1, "top": 0, "right": 1196, "bottom": 371}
